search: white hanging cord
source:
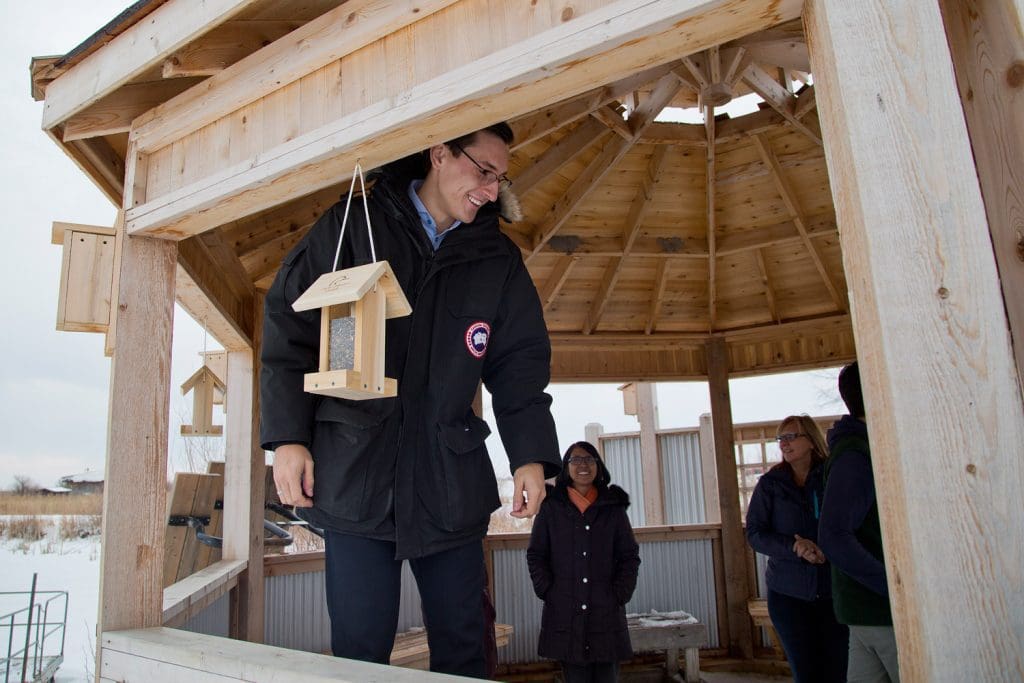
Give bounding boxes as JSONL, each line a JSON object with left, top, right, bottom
{"left": 331, "top": 163, "right": 378, "bottom": 272}
{"left": 202, "top": 317, "right": 208, "bottom": 357}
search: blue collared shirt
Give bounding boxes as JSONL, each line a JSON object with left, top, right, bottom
{"left": 408, "top": 180, "right": 461, "bottom": 251}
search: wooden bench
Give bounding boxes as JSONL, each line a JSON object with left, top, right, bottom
{"left": 747, "top": 598, "right": 785, "bottom": 658}
{"left": 627, "top": 616, "right": 707, "bottom": 683}
{"left": 389, "top": 623, "right": 513, "bottom": 670}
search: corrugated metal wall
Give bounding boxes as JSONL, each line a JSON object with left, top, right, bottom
{"left": 659, "top": 431, "right": 706, "bottom": 524}
{"left": 492, "top": 537, "right": 719, "bottom": 664}
{"left": 182, "top": 564, "right": 425, "bottom": 652}
{"left": 601, "top": 435, "right": 645, "bottom": 527}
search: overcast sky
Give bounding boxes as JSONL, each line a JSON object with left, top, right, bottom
{"left": 1, "top": 2, "right": 845, "bottom": 489}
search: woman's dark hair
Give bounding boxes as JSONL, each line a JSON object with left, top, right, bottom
{"left": 555, "top": 440, "right": 612, "bottom": 490}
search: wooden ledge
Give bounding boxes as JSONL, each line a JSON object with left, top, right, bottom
{"left": 101, "top": 628, "right": 469, "bottom": 682}
{"left": 162, "top": 559, "right": 246, "bottom": 627}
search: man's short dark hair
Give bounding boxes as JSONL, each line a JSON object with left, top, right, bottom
{"left": 838, "top": 361, "right": 866, "bottom": 418}
{"left": 447, "top": 122, "right": 514, "bottom": 152}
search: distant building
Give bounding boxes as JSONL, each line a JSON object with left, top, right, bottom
{"left": 59, "top": 470, "right": 104, "bottom": 495}
{"left": 41, "top": 486, "right": 72, "bottom": 496}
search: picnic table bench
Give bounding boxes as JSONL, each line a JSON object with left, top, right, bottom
{"left": 628, "top": 614, "right": 707, "bottom": 682}
{"left": 389, "top": 623, "right": 513, "bottom": 670}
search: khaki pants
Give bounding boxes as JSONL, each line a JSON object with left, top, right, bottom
{"left": 847, "top": 625, "right": 900, "bottom": 683}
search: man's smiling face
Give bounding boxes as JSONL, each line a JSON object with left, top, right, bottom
{"left": 431, "top": 131, "right": 509, "bottom": 225}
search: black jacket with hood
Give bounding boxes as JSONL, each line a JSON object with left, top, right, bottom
{"left": 259, "top": 155, "right": 562, "bottom": 559}
{"left": 526, "top": 475, "right": 640, "bottom": 664}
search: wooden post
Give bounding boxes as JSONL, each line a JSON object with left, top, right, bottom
{"left": 97, "top": 231, "right": 176, "bottom": 640}
{"left": 938, "top": 0, "right": 1024, "bottom": 391}
{"left": 223, "top": 295, "right": 264, "bottom": 642}
{"left": 697, "top": 413, "right": 722, "bottom": 525}
{"left": 705, "top": 338, "right": 753, "bottom": 659}
{"left": 806, "top": 1, "right": 1024, "bottom": 679}
{"left": 636, "top": 382, "right": 664, "bottom": 526}
{"left": 584, "top": 423, "right": 604, "bottom": 453}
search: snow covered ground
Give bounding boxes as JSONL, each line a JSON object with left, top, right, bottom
{"left": 2, "top": 517, "right": 100, "bottom": 682}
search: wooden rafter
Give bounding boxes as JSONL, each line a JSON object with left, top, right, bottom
{"left": 512, "top": 118, "right": 606, "bottom": 196}
{"left": 583, "top": 258, "right": 623, "bottom": 334}
{"left": 63, "top": 79, "right": 200, "bottom": 142}
{"left": 721, "top": 47, "right": 749, "bottom": 86}
{"left": 538, "top": 255, "right": 578, "bottom": 311}
{"left": 742, "top": 63, "right": 822, "bottom": 144}
{"left": 705, "top": 103, "right": 718, "bottom": 330}
{"left": 793, "top": 85, "right": 817, "bottom": 120}
{"left": 754, "top": 249, "right": 780, "bottom": 322}
{"left": 161, "top": 21, "right": 304, "bottom": 78}
{"left": 715, "top": 214, "right": 837, "bottom": 255}
{"left": 590, "top": 104, "right": 633, "bottom": 140}
{"left": 751, "top": 133, "right": 845, "bottom": 312}
{"left": 623, "top": 146, "right": 669, "bottom": 254}
{"left": 637, "top": 122, "right": 707, "bottom": 146}
{"left": 526, "top": 132, "right": 627, "bottom": 263}
{"left": 628, "top": 73, "right": 684, "bottom": 136}
{"left": 645, "top": 259, "right": 671, "bottom": 335}
{"left": 511, "top": 63, "right": 678, "bottom": 150}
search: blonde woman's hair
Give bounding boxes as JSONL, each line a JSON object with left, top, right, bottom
{"left": 777, "top": 414, "right": 828, "bottom": 465}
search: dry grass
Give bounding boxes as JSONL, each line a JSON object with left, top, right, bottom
{"left": 59, "top": 514, "right": 103, "bottom": 539}
{"left": 0, "top": 493, "right": 103, "bottom": 515}
{"left": 0, "top": 516, "right": 48, "bottom": 541}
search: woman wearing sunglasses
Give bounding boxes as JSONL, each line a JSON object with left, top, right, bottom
{"left": 527, "top": 441, "right": 641, "bottom": 683}
{"left": 746, "top": 415, "right": 849, "bottom": 682}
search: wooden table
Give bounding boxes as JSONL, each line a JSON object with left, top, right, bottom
{"left": 628, "top": 616, "right": 708, "bottom": 682}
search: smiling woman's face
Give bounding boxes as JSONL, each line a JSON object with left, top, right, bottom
{"left": 567, "top": 447, "right": 597, "bottom": 489}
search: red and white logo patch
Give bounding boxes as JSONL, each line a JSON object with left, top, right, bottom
{"left": 465, "top": 321, "right": 491, "bottom": 358}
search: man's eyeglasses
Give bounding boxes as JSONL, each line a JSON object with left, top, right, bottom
{"left": 451, "top": 142, "right": 511, "bottom": 187}
{"left": 568, "top": 455, "right": 596, "bottom": 466}
{"left": 776, "top": 433, "right": 807, "bottom": 443}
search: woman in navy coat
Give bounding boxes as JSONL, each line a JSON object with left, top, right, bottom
{"left": 746, "top": 414, "right": 848, "bottom": 682}
{"left": 527, "top": 441, "right": 640, "bottom": 683}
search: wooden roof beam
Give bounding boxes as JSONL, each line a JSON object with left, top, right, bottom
{"left": 512, "top": 118, "right": 606, "bottom": 196}
{"left": 591, "top": 104, "right": 633, "bottom": 140}
{"left": 715, "top": 214, "right": 837, "bottom": 255}
{"left": 127, "top": 0, "right": 803, "bottom": 239}
{"left": 161, "top": 21, "right": 304, "bottom": 78}
{"left": 526, "top": 132, "right": 629, "bottom": 263}
{"left": 645, "top": 259, "right": 671, "bottom": 334}
{"left": 534, "top": 236, "right": 710, "bottom": 258}
{"left": 636, "top": 122, "right": 707, "bottom": 147}
{"left": 742, "top": 63, "right": 822, "bottom": 144}
{"left": 751, "top": 133, "right": 845, "bottom": 312}
{"left": 511, "top": 62, "right": 678, "bottom": 149}
{"left": 583, "top": 258, "right": 624, "bottom": 334}
{"left": 793, "top": 84, "right": 817, "bottom": 120}
{"left": 623, "top": 146, "right": 670, "bottom": 254}
{"left": 63, "top": 79, "right": 200, "bottom": 142}
{"left": 42, "top": 0, "right": 260, "bottom": 130}
{"left": 705, "top": 103, "right": 718, "bottom": 330}
{"left": 177, "top": 238, "right": 255, "bottom": 351}
{"left": 130, "top": 0, "right": 461, "bottom": 154}
{"left": 539, "top": 255, "right": 579, "bottom": 311}
{"left": 754, "top": 248, "right": 780, "bottom": 323}
{"left": 628, "top": 73, "right": 684, "bottom": 136}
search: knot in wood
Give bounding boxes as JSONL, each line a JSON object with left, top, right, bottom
{"left": 937, "top": 286, "right": 949, "bottom": 299}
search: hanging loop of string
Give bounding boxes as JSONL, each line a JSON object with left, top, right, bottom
{"left": 331, "top": 162, "right": 378, "bottom": 272}
{"left": 202, "top": 317, "right": 208, "bottom": 357}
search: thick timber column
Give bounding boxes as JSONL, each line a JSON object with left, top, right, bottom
{"left": 224, "top": 294, "right": 265, "bottom": 642}
{"left": 98, "top": 221, "right": 176, "bottom": 637}
{"left": 806, "top": 1, "right": 1024, "bottom": 679}
{"left": 705, "top": 338, "right": 753, "bottom": 659}
{"left": 939, "top": 0, "right": 1024, "bottom": 391}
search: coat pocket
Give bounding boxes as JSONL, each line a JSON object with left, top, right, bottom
{"left": 434, "top": 414, "right": 500, "bottom": 532}
{"left": 311, "top": 398, "right": 397, "bottom": 521}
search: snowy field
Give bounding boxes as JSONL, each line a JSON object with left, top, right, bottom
{"left": 2, "top": 517, "right": 99, "bottom": 682}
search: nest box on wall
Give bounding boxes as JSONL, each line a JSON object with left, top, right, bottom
{"left": 291, "top": 261, "right": 412, "bottom": 400}
{"left": 52, "top": 221, "right": 115, "bottom": 334}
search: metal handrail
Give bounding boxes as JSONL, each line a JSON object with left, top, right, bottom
{"left": 0, "top": 582, "right": 67, "bottom": 683}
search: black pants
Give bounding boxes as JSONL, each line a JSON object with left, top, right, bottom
{"left": 767, "top": 589, "right": 849, "bottom": 683}
{"left": 324, "top": 532, "right": 487, "bottom": 678}
{"left": 560, "top": 661, "right": 619, "bottom": 683}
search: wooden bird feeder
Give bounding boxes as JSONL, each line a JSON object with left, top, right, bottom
{"left": 291, "top": 261, "right": 411, "bottom": 400}
{"left": 180, "top": 365, "right": 227, "bottom": 436}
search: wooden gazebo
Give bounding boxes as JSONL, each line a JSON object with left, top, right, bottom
{"left": 31, "top": 0, "right": 1022, "bottom": 680}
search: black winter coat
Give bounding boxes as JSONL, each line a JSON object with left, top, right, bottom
{"left": 260, "top": 157, "right": 562, "bottom": 559}
{"left": 526, "top": 484, "right": 640, "bottom": 664}
{"left": 746, "top": 462, "right": 831, "bottom": 601}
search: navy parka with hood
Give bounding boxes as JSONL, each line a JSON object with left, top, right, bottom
{"left": 527, "top": 481, "right": 640, "bottom": 664}
{"left": 259, "top": 155, "right": 562, "bottom": 560}
{"left": 746, "top": 462, "right": 831, "bottom": 601}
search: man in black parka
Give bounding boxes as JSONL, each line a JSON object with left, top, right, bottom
{"left": 260, "top": 123, "right": 562, "bottom": 677}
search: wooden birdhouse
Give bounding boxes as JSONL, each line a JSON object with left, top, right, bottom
{"left": 199, "top": 351, "right": 228, "bottom": 411}
{"left": 52, "top": 221, "right": 115, "bottom": 334}
{"left": 291, "top": 261, "right": 411, "bottom": 400}
{"left": 180, "top": 365, "right": 227, "bottom": 436}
